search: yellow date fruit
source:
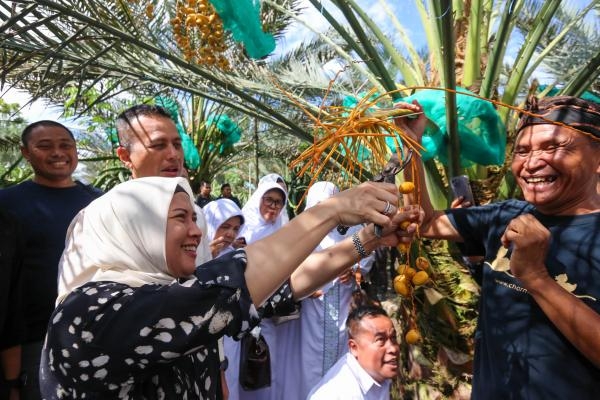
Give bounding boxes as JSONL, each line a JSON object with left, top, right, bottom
{"left": 399, "top": 181, "right": 415, "bottom": 194}
{"left": 393, "top": 275, "right": 411, "bottom": 297}
{"left": 405, "top": 329, "right": 421, "bottom": 344}
{"left": 412, "top": 270, "right": 429, "bottom": 286}
{"left": 415, "top": 256, "right": 430, "bottom": 270}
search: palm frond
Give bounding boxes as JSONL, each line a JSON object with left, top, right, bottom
{"left": 0, "top": 0, "right": 319, "bottom": 141}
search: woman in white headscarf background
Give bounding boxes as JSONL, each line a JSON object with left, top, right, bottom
{"left": 43, "top": 177, "right": 422, "bottom": 399}
{"left": 258, "top": 173, "right": 289, "bottom": 224}
{"left": 231, "top": 180, "right": 296, "bottom": 400}
{"left": 295, "top": 182, "right": 376, "bottom": 399}
{"left": 238, "top": 179, "right": 288, "bottom": 244}
{"left": 202, "top": 198, "right": 246, "bottom": 398}
{"left": 203, "top": 198, "right": 245, "bottom": 258}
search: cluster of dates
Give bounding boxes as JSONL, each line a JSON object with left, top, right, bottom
{"left": 394, "top": 181, "right": 433, "bottom": 345}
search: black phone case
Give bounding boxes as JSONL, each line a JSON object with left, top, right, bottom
{"left": 450, "top": 175, "right": 475, "bottom": 205}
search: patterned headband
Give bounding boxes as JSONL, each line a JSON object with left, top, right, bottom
{"left": 516, "top": 95, "right": 600, "bottom": 139}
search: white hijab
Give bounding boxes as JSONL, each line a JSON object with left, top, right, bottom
{"left": 305, "top": 181, "right": 347, "bottom": 251}
{"left": 202, "top": 198, "right": 245, "bottom": 257}
{"left": 259, "top": 173, "right": 286, "bottom": 187}
{"left": 239, "top": 181, "right": 288, "bottom": 244}
{"left": 258, "top": 173, "right": 289, "bottom": 224}
{"left": 57, "top": 177, "right": 195, "bottom": 304}
{"left": 195, "top": 205, "right": 212, "bottom": 265}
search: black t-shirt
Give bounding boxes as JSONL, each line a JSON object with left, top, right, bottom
{"left": 195, "top": 195, "right": 214, "bottom": 208}
{"left": 447, "top": 199, "right": 600, "bottom": 399}
{"left": 0, "top": 180, "right": 102, "bottom": 342}
{"left": 0, "top": 210, "right": 25, "bottom": 350}
{"left": 218, "top": 195, "right": 241, "bottom": 208}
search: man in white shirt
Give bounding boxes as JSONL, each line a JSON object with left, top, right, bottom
{"left": 307, "top": 305, "right": 399, "bottom": 400}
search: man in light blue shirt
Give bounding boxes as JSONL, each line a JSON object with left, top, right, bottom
{"left": 307, "top": 305, "right": 399, "bottom": 400}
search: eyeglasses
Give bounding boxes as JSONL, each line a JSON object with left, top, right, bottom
{"left": 262, "top": 196, "right": 285, "bottom": 208}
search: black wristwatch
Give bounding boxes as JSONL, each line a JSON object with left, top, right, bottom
{"left": 5, "top": 371, "right": 27, "bottom": 389}
{"left": 220, "top": 356, "right": 229, "bottom": 371}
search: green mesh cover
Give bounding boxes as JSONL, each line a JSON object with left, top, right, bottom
{"left": 537, "top": 85, "right": 600, "bottom": 104}
{"left": 206, "top": 114, "right": 242, "bottom": 155}
{"left": 209, "top": 0, "right": 275, "bottom": 59}
{"left": 399, "top": 88, "right": 506, "bottom": 167}
{"left": 155, "top": 96, "right": 201, "bottom": 169}
{"left": 107, "top": 127, "right": 119, "bottom": 145}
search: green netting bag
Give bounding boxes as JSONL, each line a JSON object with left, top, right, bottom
{"left": 537, "top": 85, "right": 600, "bottom": 104}
{"left": 155, "top": 96, "right": 201, "bottom": 169}
{"left": 206, "top": 114, "right": 242, "bottom": 156}
{"left": 107, "top": 127, "right": 119, "bottom": 145}
{"left": 209, "top": 0, "right": 275, "bottom": 59}
{"left": 401, "top": 88, "right": 506, "bottom": 167}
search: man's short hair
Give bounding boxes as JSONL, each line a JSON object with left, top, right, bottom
{"left": 200, "top": 180, "right": 211, "bottom": 188}
{"left": 21, "top": 120, "right": 74, "bottom": 146}
{"left": 221, "top": 183, "right": 231, "bottom": 190}
{"left": 346, "top": 305, "right": 390, "bottom": 339}
{"left": 516, "top": 96, "right": 600, "bottom": 143}
{"left": 116, "top": 104, "right": 174, "bottom": 148}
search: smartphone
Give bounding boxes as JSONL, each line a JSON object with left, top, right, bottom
{"left": 450, "top": 175, "right": 475, "bottom": 206}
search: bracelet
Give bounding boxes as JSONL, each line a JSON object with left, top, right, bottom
{"left": 352, "top": 232, "right": 369, "bottom": 259}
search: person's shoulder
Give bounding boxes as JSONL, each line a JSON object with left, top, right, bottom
{"left": 0, "top": 180, "right": 33, "bottom": 204}
{"left": 308, "top": 353, "right": 357, "bottom": 399}
{"left": 458, "top": 199, "right": 532, "bottom": 217}
{"left": 74, "top": 181, "right": 104, "bottom": 198}
{"left": 0, "top": 180, "right": 32, "bottom": 193}
{"left": 493, "top": 199, "right": 534, "bottom": 215}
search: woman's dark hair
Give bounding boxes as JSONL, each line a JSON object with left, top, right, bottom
{"left": 174, "top": 185, "right": 188, "bottom": 195}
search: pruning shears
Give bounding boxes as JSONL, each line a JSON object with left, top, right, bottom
{"left": 371, "top": 148, "right": 414, "bottom": 237}
{"left": 336, "top": 147, "right": 413, "bottom": 238}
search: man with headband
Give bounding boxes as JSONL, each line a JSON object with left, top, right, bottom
{"left": 396, "top": 96, "right": 600, "bottom": 399}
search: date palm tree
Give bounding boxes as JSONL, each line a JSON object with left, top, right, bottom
{"left": 1, "top": 2, "right": 599, "bottom": 396}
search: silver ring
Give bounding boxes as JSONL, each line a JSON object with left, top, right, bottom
{"left": 382, "top": 201, "right": 393, "bottom": 216}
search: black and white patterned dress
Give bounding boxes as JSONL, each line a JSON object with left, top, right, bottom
{"left": 40, "top": 250, "right": 293, "bottom": 399}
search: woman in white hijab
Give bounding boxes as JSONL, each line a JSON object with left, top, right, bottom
{"left": 202, "top": 197, "right": 246, "bottom": 398}
{"left": 232, "top": 180, "right": 291, "bottom": 400}
{"left": 258, "top": 173, "right": 289, "bottom": 224}
{"left": 238, "top": 181, "right": 288, "bottom": 244}
{"left": 258, "top": 172, "right": 287, "bottom": 191}
{"left": 42, "top": 177, "right": 422, "bottom": 400}
{"left": 203, "top": 198, "right": 245, "bottom": 258}
{"left": 295, "top": 182, "right": 375, "bottom": 400}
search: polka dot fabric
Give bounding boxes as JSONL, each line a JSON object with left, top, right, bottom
{"left": 40, "top": 250, "right": 293, "bottom": 399}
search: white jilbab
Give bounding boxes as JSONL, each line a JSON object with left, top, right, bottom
{"left": 195, "top": 204, "right": 213, "bottom": 264}
{"left": 258, "top": 173, "right": 289, "bottom": 225}
{"left": 56, "top": 177, "right": 189, "bottom": 303}
{"left": 297, "top": 182, "right": 375, "bottom": 400}
{"left": 203, "top": 198, "right": 245, "bottom": 257}
{"left": 238, "top": 181, "right": 288, "bottom": 243}
{"left": 203, "top": 198, "right": 246, "bottom": 398}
